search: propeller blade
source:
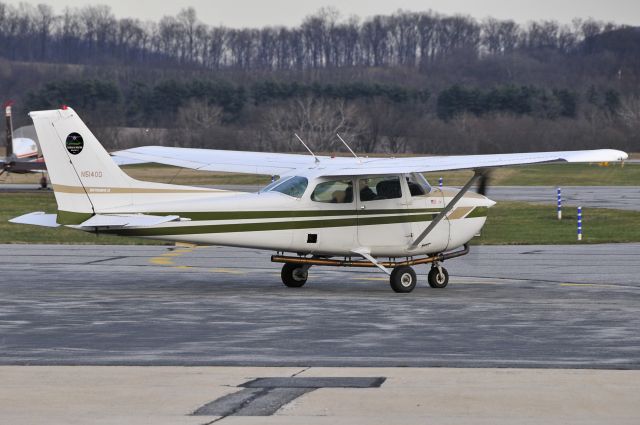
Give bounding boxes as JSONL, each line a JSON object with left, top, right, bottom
{"left": 476, "top": 169, "right": 491, "bottom": 196}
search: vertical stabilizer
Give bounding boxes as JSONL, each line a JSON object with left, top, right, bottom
{"left": 29, "top": 107, "right": 215, "bottom": 224}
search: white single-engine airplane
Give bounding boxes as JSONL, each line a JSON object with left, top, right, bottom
{"left": 10, "top": 108, "right": 628, "bottom": 292}
{"left": 1, "top": 102, "right": 47, "bottom": 176}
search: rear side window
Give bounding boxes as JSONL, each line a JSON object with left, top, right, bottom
{"left": 271, "top": 176, "right": 308, "bottom": 198}
{"left": 359, "top": 176, "right": 402, "bottom": 201}
{"left": 311, "top": 180, "right": 354, "bottom": 203}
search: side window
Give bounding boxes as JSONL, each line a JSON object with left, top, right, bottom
{"left": 358, "top": 176, "right": 402, "bottom": 201}
{"left": 311, "top": 180, "right": 353, "bottom": 204}
{"left": 406, "top": 173, "right": 430, "bottom": 196}
{"left": 271, "top": 176, "right": 308, "bottom": 198}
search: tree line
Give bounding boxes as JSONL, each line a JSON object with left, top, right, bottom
{"left": 0, "top": 3, "right": 628, "bottom": 72}
{"left": 1, "top": 4, "right": 637, "bottom": 155}
{"left": 27, "top": 78, "right": 622, "bottom": 126}
{"left": 19, "top": 77, "right": 635, "bottom": 155}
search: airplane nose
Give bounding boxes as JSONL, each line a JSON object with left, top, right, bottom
{"left": 485, "top": 196, "right": 497, "bottom": 208}
{"left": 463, "top": 192, "right": 496, "bottom": 208}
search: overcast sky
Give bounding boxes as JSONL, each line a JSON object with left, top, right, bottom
{"left": 6, "top": 0, "right": 640, "bottom": 27}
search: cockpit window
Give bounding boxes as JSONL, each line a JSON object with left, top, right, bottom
{"left": 270, "top": 176, "right": 308, "bottom": 198}
{"left": 311, "top": 180, "right": 354, "bottom": 203}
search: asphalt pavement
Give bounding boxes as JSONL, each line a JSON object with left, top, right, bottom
{"left": 0, "top": 243, "right": 638, "bottom": 369}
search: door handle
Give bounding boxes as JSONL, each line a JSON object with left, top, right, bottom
{"left": 360, "top": 205, "right": 366, "bottom": 209}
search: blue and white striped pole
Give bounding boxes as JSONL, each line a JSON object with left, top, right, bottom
{"left": 439, "top": 177, "right": 443, "bottom": 188}
{"left": 577, "top": 206, "right": 582, "bottom": 241}
{"left": 557, "top": 187, "right": 562, "bottom": 220}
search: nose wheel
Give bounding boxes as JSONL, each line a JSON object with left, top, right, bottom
{"left": 428, "top": 264, "right": 449, "bottom": 288}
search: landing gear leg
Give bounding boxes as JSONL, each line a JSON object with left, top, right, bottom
{"left": 281, "top": 263, "right": 309, "bottom": 288}
{"left": 428, "top": 263, "right": 449, "bottom": 288}
{"left": 390, "top": 266, "right": 417, "bottom": 293}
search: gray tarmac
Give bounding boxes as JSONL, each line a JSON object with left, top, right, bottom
{"left": 0, "top": 243, "right": 639, "bottom": 369}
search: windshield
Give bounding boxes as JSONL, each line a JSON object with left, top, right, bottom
{"left": 260, "top": 176, "right": 289, "bottom": 193}
{"left": 270, "top": 176, "right": 308, "bottom": 198}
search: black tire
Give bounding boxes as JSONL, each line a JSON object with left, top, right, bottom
{"left": 428, "top": 266, "right": 449, "bottom": 288}
{"left": 390, "top": 266, "right": 417, "bottom": 293}
{"left": 281, "top": 263, "right": 308, "bottom": 288}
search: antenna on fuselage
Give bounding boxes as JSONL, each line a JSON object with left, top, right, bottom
{"left": 336, "top": 133, "right": 361, "bottom": 164}
{"left": 294, "top": 133, "right": 319, "bottom": 164}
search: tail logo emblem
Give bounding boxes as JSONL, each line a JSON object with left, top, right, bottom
{"left": 66, "top": 133, "right": 84, "bottom": 155}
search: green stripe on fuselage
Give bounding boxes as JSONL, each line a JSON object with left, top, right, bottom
{"left": 106, "top": 212, "right": 443, "bottom": 237}
{"left": 148, "top": 208, "right": 442, "bottom": 221}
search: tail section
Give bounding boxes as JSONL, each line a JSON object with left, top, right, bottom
{"left": 30, "top": 108, "right": 217, "bottom": 224}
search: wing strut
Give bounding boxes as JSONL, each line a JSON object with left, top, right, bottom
{"left": 409, "top": 169, "right": 486, "bottom": 250}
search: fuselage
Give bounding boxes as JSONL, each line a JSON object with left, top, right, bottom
{"left": 95, "top": 172, "right": 495, "bottom": 258}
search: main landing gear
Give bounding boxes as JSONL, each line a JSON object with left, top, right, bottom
{"left": 274, "top": 245, "right": 467, "bottom": 293}
{"left": 388, "top": 263, "right": 449, "bottom": 293}
{"left": 281, "top": 263, "right": 309, "bottom": 288}
{"left": 389, "top": 266, "right": 417, "bottom": 293}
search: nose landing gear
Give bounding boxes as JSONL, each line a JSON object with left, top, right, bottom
{"left": 428, "top": 264, "right": 449, "bottom": 288}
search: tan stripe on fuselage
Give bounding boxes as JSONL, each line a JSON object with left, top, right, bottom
{"left": 447, "top": 206, "right": 474, "bottom": 220}
{"left": 52, "top": 184, "right": 219, "bottom": 194}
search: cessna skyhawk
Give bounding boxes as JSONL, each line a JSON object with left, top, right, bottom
{"left": 10, "top": 108, "right": 628, "bottom": 292}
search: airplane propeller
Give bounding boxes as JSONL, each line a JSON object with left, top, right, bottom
{"left": 476, "top": 168, "right": 492, "bottom": 196}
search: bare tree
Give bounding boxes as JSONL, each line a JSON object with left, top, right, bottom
{"left": 264, "top": 97, "right": 363, "bottom": 152}
{"left": 618, "top": 96, "right": 640, "bottom": 133}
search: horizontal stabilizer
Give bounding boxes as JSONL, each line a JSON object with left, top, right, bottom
{"left": 9, "top": 212, "right": 60, "bottom": 228}
{"left": 79, "top": 214, "right": 181, "bottom": 228}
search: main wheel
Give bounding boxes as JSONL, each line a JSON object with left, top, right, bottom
{"left": 428, "top": 266, "right": 449, "bottom": 288}
{"left": 281, "top": 263, "right": 308, "bottom": 288}
{"left": 390, "top": 266, "right": 417, "bottom": 293}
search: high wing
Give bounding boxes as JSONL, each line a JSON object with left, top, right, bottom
{"left": 319, "top": 149, "right": 629, "bottom": 176}
{"left": 111, "top": 146, "right": 357, "bottom": 175}
{"left": 111, "top": 155, "right": 148, "bottom": 166}
{"left": 111, "top": 146, "right": 628, "bottom": 176}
